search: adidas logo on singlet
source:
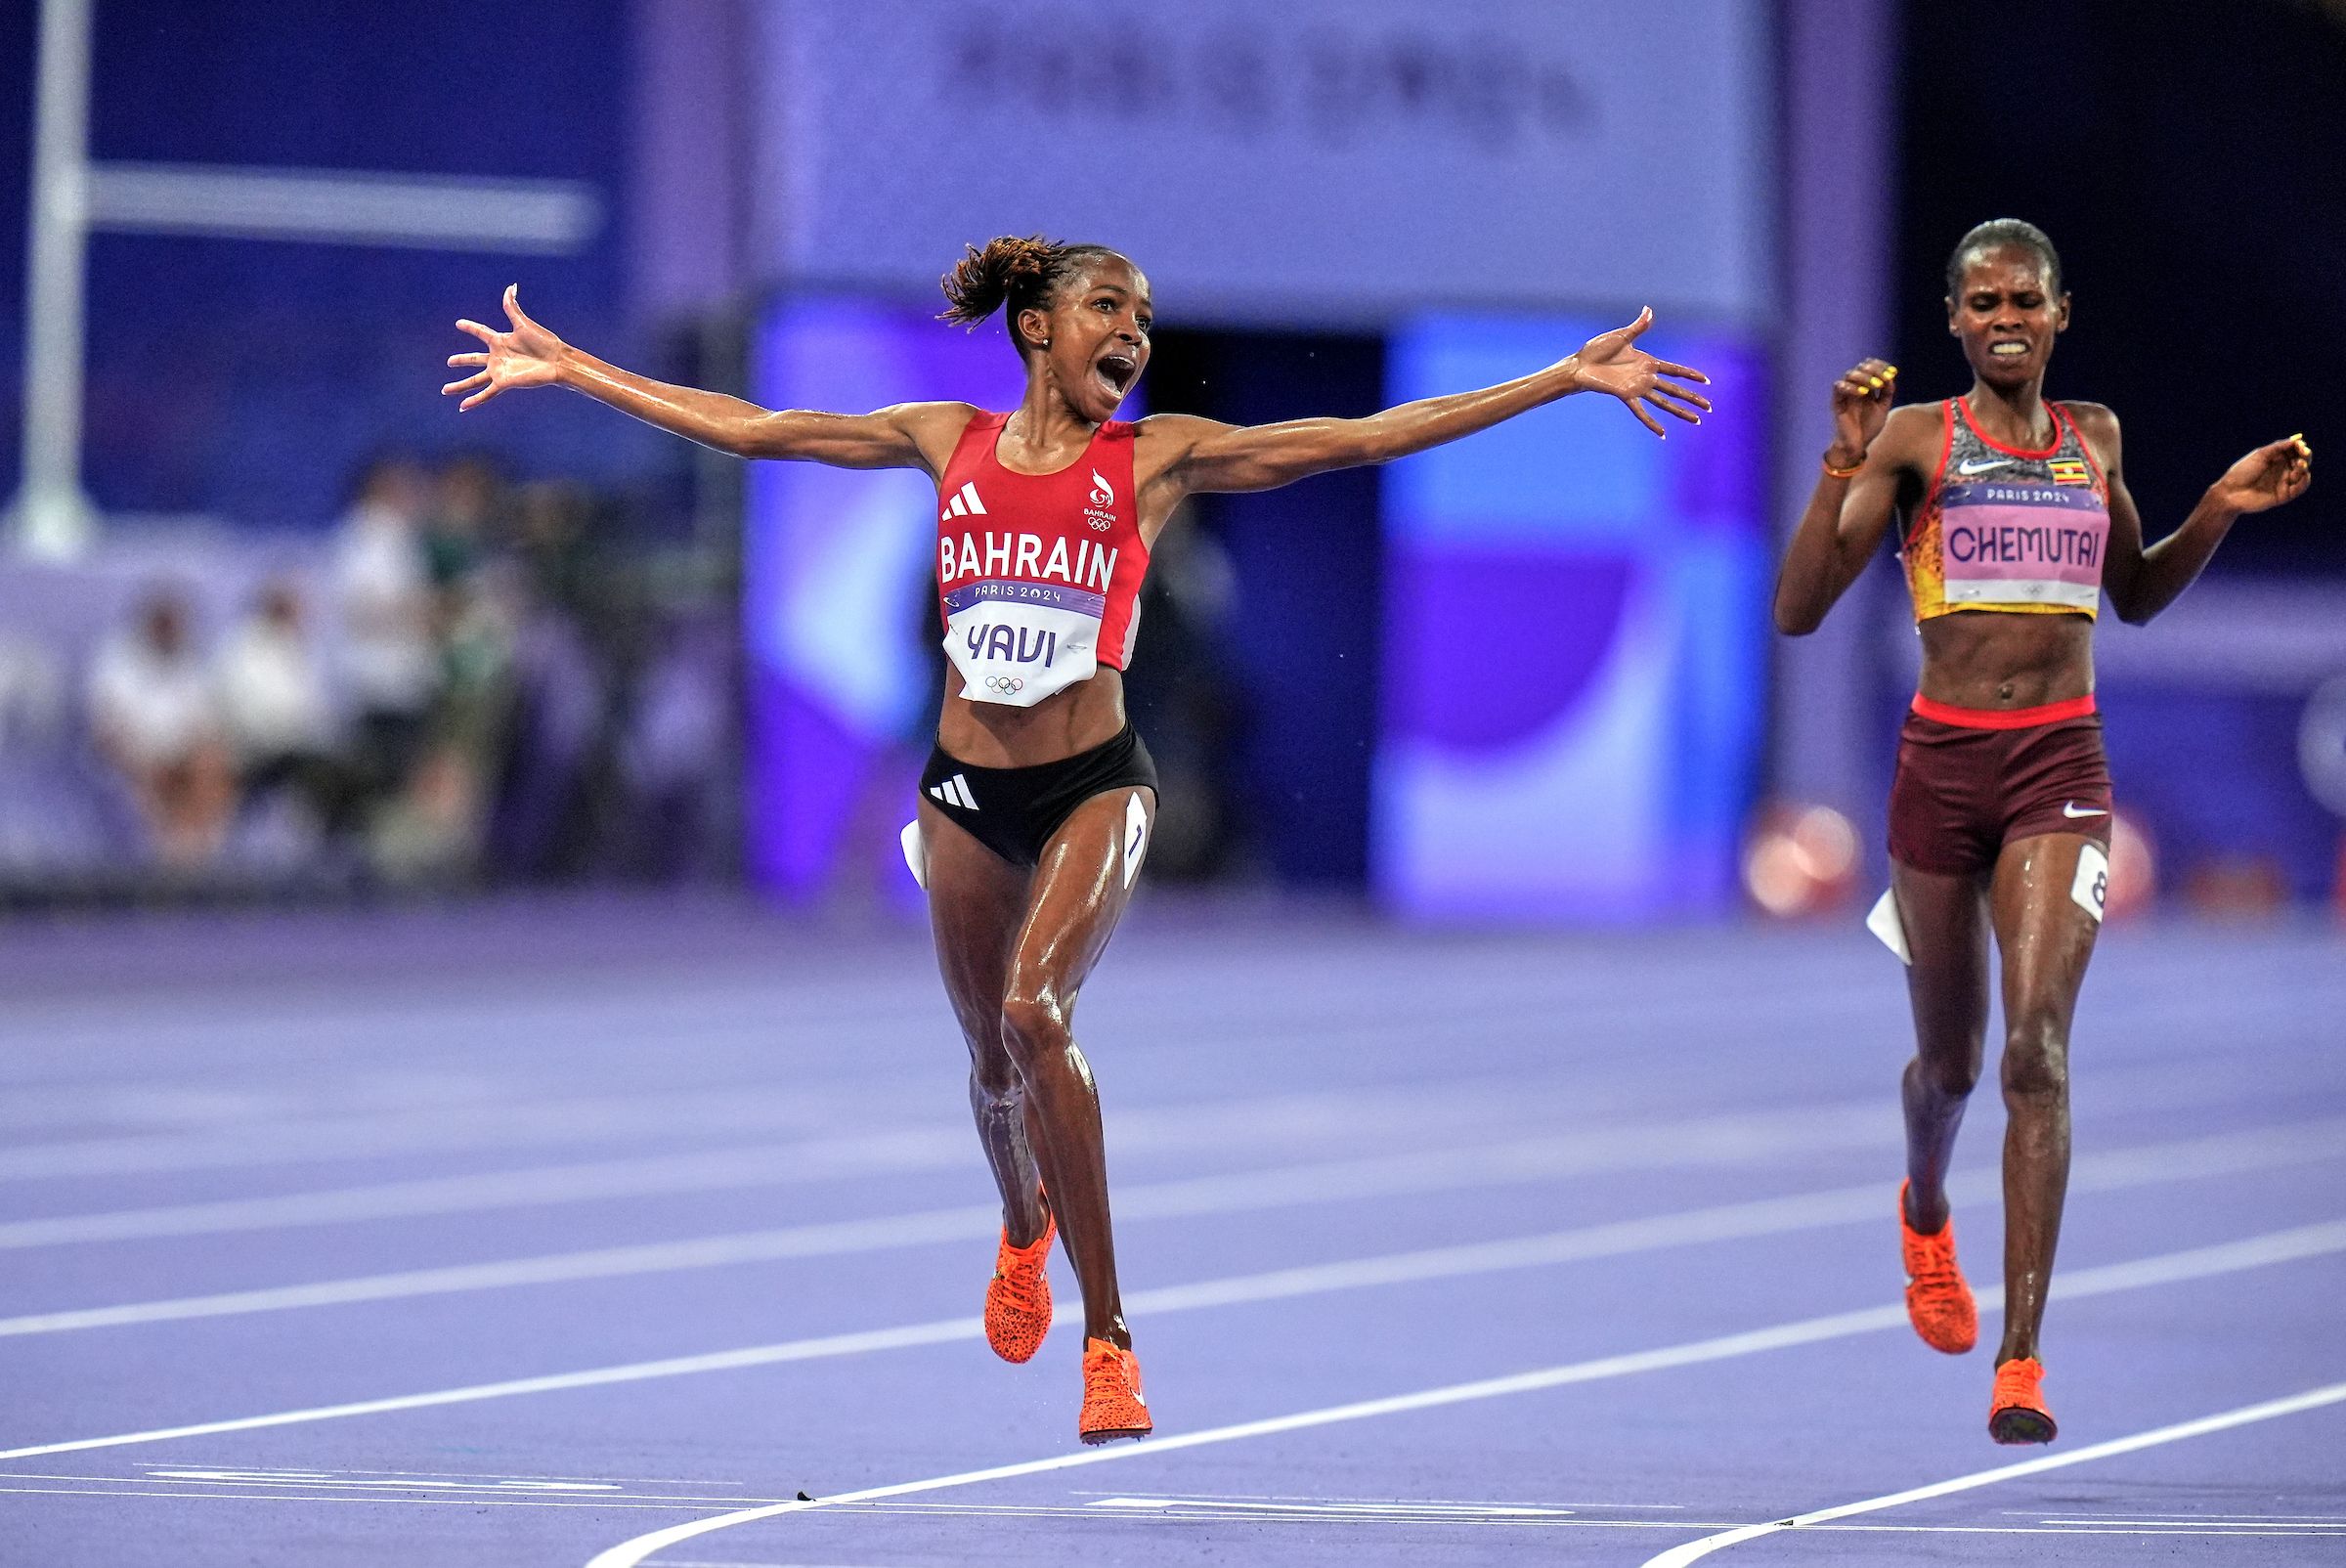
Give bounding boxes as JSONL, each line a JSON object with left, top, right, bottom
{"left": 940, "top": 482, "right": 987, "bottom": 522}
{"left": 928, "top": 774, "right": 978, "bottom": 810}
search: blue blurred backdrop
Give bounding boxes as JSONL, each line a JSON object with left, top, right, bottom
{"left": 0, "top": 0, "right": 2339, "bottom": 918}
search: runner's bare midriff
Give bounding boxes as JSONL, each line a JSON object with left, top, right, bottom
{"left": 937, "top": 670, "right": 1129, "bottom": 768}
{"left": 1916, "top": 611, "right": 2094, "bottom": 711}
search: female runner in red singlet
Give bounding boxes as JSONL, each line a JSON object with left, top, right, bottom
{"left": 446, "top": 239, "right": 1713, "bottom": 1442}
{"left": 1774, "top": 219, "right": 2311, "bottom": 1444}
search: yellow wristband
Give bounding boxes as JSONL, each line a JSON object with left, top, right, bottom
{"left": 1821, "top": 456, "right": 1864, "bottom": 481}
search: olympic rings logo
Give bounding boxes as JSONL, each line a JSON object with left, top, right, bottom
{"left": 983, "top": 675, "right": 1025, "bottom": 694}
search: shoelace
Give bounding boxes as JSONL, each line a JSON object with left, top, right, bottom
{"left": 991, "top": 1262, "right": 1045, "bottom": 1315}
{"left": 1905, "top": 1230, "right": 1962, "bottom": 1291}
{"left": 1993, "top": 1359, "right": 2044, "bottom": 1401}
{"left": 1083, "top": 1346, "right": 1141, "bottom": 1407}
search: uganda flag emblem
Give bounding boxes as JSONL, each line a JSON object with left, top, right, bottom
{"left": 2049, "top": 457, "right": 2092, "bottom": 486}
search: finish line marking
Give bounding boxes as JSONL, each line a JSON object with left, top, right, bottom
{"left": 1635, "top": 1378, "right": 2346, "bottom": 1566}
{"left": 578, "top": 1219, "right": 2346, "bottom": 1568}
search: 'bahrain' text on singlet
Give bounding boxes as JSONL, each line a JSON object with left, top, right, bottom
{"left": 1904, "top": 397, "right": 2110, "bottom": 621}
{"left": 934, "top": 412, "right": 1150, "bottom": 709}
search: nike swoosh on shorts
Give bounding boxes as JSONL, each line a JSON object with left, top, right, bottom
{"left": 2061, "top": 803, "right": 2107, "bottom": 818}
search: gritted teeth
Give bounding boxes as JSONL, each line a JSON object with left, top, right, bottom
{"left": 1990, "top": 342, "right": 2028, "bottom": 356}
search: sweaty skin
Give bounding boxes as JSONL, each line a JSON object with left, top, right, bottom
{"left": 1772, "top": 242, "right": 2312, "bottom": 1371}
{"left": 446, "top": 255, "right": 1714, "bottom": 1355}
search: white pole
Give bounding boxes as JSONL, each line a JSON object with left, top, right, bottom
{"left": 11, "top": 0, "right": 98, "bottom": 559}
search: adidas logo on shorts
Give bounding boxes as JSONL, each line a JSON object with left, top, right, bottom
{"left": 928, "top": 774, "right": 978, "bottom": 810}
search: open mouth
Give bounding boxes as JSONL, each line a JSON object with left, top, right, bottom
{"left": 1989, "top": 341, "right": 2029, "bottom": 359}
{"left": 1094, "top": 354, "right": 1137, "bottom": 398}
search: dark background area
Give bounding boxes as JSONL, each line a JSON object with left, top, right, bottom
{"left": 1124, "top": 327, "right": 1385, "bottom": 887}
{"left": 1898, "top": 0, "right": 2345, "bottom": 573}
{"left": 0, "top": 0, "right": 682, "bottom": 532}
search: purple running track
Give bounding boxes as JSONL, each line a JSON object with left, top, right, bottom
{"left": 0, "top": 896, "right": 2340, "bottom": 1566}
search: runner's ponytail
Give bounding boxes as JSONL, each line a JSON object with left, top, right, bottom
{"left": 939, "top": 236, "right": 1117, "bottom": 349}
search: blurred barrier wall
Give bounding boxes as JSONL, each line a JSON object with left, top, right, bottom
{"left": 751, "top": 0, "right": 1774, "bottom": 327}
{"left": 743, "top": 301, "right": 1028, "bottom": 900}
{"left": 0, "top": 1, "right": 655, "bottom": 531}
{"left": 739, "top": 2, "right": 1783, "bottom": 916}
{"left": 1374, "top": 316, "right": 1770, "bottom": 920}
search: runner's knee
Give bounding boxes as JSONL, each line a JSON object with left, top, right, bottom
{"left": 1911, "top": 1046, "right": 1980, "bottom": 1100}
{"left": 999, "top": 985, "right": 1072, "bottom": 1068}
{"left": 2000, "top": 1016, "right": 2069, "bottom": 1103}
{"left": 968, "top": 1049, "right": 1021, "bottom": 1105}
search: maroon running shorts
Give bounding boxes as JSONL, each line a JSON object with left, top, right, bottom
{"left": 1887, "top": 693, "right": 2114, "bottom": 877}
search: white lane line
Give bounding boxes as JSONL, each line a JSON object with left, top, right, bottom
{"left": 22, "top": 1095, "right": 2338, "bottom": 1253}
{"left": 3, "top": 1181, "right": 2336, "bottom": 1473}
{"left": 4, "top": 1168, "right": 2326, "bottom": 1473}
{"left": 577, "top": 1221, "right": 2346, "bottom": 1568}
{"left": 0, "top": 1086, "right": 861, "bottom": 1182}
{"left": 0, "top": 1095, "right": 1890, "bottom": 1247}
{"left": 0, "top": 1102, "right": 1901, "bottom": 1335}
{"left": 0, "top": 1484, "right": 759, "bottom": 1511}
{"left": 1635, "top": 1379, "right": 2346, "bottom": 1567}
{"left": 4, "top": 1108, "right": 2326, "bottom": 1352}
{"left": 0, "top": 986, "right": 2277, "bottom": 1177}
{"left": 0, "top": 1135, "right": 976, "bottom": 1250}
{"left": 12, "top": 1108, "right": 2334, "bottom": 1338}
{"left": 0, "top": 1057, "right": 1678, "bottom": 1183}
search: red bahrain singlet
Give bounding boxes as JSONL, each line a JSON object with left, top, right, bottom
{"left": 934, "top": 412, "right": 1149, "bottom": 709}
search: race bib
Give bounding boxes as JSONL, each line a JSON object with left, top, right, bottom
{"left": 941, "top": 582, "right": 1102, "bottom": 708}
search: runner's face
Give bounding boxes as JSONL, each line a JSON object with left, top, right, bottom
{"left": 1947, "top": 245, "right": 2068, "bottom": 391}
{"left": 1029, "top": 255, "right": 1151, "bottom": 422}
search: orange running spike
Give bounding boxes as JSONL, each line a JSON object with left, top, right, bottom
{"left": 1899, "top": 1180, "right": 1978, "bottom": 1355}
{"left": 1989, "top": 1356, "right": 2058, "bottom": 1445}
{"left": 983, "top": 1212, "right": 1055, "bottom": 1365}
{"left": 1078, "top": 1337, "right": 1151, "bottom": 1444}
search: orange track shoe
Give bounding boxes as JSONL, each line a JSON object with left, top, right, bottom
{"left": 983, "top": 1213, "right": 1056, "bottom": 1365}
{"left": 1989, "top": 1356, "right": 2057, "bottom": 1445}
{"left": 1078, "top": 1337, "right": 1151, "bottom": 1444}
{"left": 1899, "top": 1180, "right": 1977, "bottom": 1355}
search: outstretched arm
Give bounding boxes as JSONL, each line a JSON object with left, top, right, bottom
{"left": 443, "top": 285, "right": 970, "bottom": 474}
{"left": 1774, "top": 358, "right": 1910, "bottom": 634}
{"left": 1145, "top": 309, "right": 1711, "bottom": 497}
{"left": 2092, "top": 412, "right": 2311, "bottom": 624}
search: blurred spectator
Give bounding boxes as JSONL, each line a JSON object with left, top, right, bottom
{"left": 332, "top": 457, "right": 438, "bottom": 808}
{"left": 619, "top": 614, "right": 733, "bottom": 880}
{"left": 214, "top": 579, "right": 359, "bottom": 843}
{"left": 85, "top": 588, "right": 236, "bottom": 868}
{"left": 370, "top": 455, "right": 522, "bottom": 883}
{"left": 490, "top": 480, "right": 624, "bottom": 879}
{"left": 426, "top": 454, "right": 507, "bottom": 591}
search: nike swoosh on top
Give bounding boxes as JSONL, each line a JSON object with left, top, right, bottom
{"left": 2062, "top": 803, "right": 2108, "bottom": 818}
{"left": 1955, "top": 458, "right": 2016, "bottom": 475}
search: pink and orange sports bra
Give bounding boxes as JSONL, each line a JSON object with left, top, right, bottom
{"left": 1904, "top": 397, "right": 2110, "bottom": 621}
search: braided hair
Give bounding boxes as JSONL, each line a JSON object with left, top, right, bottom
{"left": 938, "top": 236, "right": 1122, "bottom": 353}
{"left": 1945, "top": 219, "right": 2064, "bottom": 298}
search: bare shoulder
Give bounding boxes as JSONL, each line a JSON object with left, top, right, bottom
{"left": 2058, "top": 400, "right": 2121, "bottom": 472}
{"left": 888, "top": 400, "right": 984, "bottom": 437}
{"left": 885, "top": 401, "right": 983, "bottom": 473}
{"left": 2059, "top": 399, "right": 2121, "bottom": 440}
{"left": 1132, "top": 412, "right": 1230, "bottom": 448}
{"left": 1131, "top": 411, "right": 1234, "bottom": 476}
{"left": 1874, "top": 401, "right": 1945, "bottom": 470}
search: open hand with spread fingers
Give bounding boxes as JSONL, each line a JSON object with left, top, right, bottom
{"left": 1827, "top": 357, "right": 1898, "bottom": 468}
{"left": 443, "top": 284, "right": 569, "bottom": 412}
{"left": 2209, "top": 433, "right": 2314, "bottom": 514}
{"left": 1568, "top": 307, "right": 1713, "bottom": 437}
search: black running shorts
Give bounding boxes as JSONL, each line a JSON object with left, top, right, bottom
{"left": 918, "top": 724, "right": 1158, "bottom": 868}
